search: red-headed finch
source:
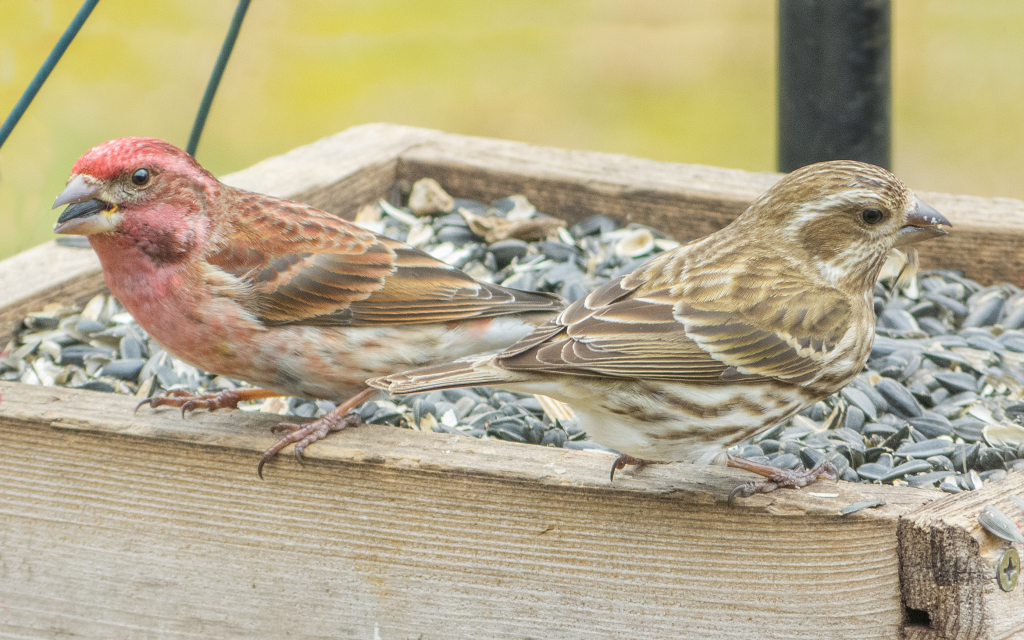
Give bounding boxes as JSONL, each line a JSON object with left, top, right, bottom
{"left": 52, "top": 137, "right": 562, "bottom": 477}
{"left": 370, "top": 161, "right": 951, "bottom": 499}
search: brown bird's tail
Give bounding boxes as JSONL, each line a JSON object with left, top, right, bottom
{"left": 368, "top": 356, "right": 521, "bottom": 395}
{"left": 480, "top": 284, "right": 564, "bottom": 315}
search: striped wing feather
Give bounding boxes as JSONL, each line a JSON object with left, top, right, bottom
{"left": 206, "top": 194, "right": 560, "bottom": 326}
{"left": 496, "top": 264, "right": 850, "bottom": 385}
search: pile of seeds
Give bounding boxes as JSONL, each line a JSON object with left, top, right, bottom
{"left": 5, "top": 178, "right": 1024, "bottom": 494}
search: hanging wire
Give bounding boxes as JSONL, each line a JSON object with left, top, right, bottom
{"left": 187, "top": 0, "right": 252, "bottom": 158}
{"left": 0, "top": 0, "right": 101, "bottom": 151}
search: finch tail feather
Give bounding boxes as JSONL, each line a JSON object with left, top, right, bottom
{"left": 480, "top": 283, "right": 563, "bottom": 314}
{"left": 368, "top": 358, "right": 518, "bottom": 395}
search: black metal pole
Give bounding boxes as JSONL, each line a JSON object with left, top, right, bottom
{"left": 778, "top": 0, "right": 891, "bottom": 171}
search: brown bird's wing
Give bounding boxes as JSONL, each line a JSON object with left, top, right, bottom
{"left": 205, "top": 193, "right": 561, "bottom": 326}
{"left": 496, "top": 258, "right": 851, "bottom": 385}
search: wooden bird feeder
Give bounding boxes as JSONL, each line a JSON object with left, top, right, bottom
{"left": 3, "top": 124, "right": 1024, "bottom": 639}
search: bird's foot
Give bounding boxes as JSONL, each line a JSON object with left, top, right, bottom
{"left": 258, "top": 410, "right": 362, "bottom": 479}
{"left": 610, "top": 453, "right": 666, "bottom": 481}
{"left": 257, "top": 387, "right": 378, "bottom": 479}
{"left": 135, "top": 387, "right": 281, "bottom": 417}
{"left": 726, "top": 454, "right": 838, "bottom": 504}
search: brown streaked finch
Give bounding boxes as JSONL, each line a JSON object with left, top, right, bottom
{"left": 51, "top": 137, "right": 563, "bottom": 477}
{"left": 370, "top": 161, "right": 952, "bottom": 499}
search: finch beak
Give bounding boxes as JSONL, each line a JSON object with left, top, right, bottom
{"left": 895, "top": 196, "right": 951, "bottom": 247}
{"left": 53, "top": 174, "right": 100, "bottom": 208}
{"left": 52, "top": 175, "right": 118, "bottom": 235}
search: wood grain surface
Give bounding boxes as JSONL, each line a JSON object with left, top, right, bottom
{"left": 899, "top": 472, "right": 1024, "bottom": 640}
{"left": 0, "top": 240, "right": 104, "bottom": 347}
{"left": 0, "top": 381, "right": 939, "bottom": 639}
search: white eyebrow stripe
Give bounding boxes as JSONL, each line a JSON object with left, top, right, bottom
{"left": 786, "top": 188, "right": 888, "bottom": 229}
{"left": 796, "top": 188, "right": 887, "bottom": 215}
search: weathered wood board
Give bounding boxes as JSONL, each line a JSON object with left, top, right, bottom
{"left": 1, "top": 124, "right": 1023, "bottom": 639}
{"left": 0, "top": 382, "right": 941, "bottom": 639}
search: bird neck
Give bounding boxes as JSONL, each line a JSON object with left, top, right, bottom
{"left": 810, "top": 248, "right": 889, "bottom": 301}
{"left": 88, "top": 233, "right": 193, "bottom": 313}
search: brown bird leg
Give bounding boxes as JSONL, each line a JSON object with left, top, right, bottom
{"left": 257, "top": 387, "right": 379, "bottom": 479}
{"left": 726, "top": 454, "right": 838, "bottom": 504}
{"left": 136, "top": 387, "right": 282, "bottom": 417}
{"left": 609, "top": 453, "right": 666, "bottom": 481}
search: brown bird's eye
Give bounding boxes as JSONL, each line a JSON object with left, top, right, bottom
{"left": 131, "top": 168, "right": 150, "bottom": 186}
{"left": 861, "top": 208, "right": 884, "bottom": 225}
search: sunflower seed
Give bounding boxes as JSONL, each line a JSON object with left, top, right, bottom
{"left": 841, "top": 387, "right": 878, "bottom": 420}
{"left": 856, "top": 463, "right": 890, "bottom": 481}
{"left": 978, "top": 447, "right": 1008, "bottom": 471}
{"left": 963, "top": 296, "right": 1005, "bottom": 329}
{"left": 874, "top": 378, "right": 923, "bottom": 418}
{"left": 906, "top": 413, "right": 952, "bottom": 438}
{"left": 896, "top": 439, "right": 955, "bottom": 459}
{"left": 906, "top": 470, "right": 955, "bottom": 487}
{"left": 771, "top": 453, "right": 802, "bottom": 470}
{"left": 98, "top": 358, "right": 146, "bottom": 382}
{"left": 933, "top": 371, "right": 979, "bottom": 394}
{"left": 961, "top": 470, "right": 984, "bottom": 491}
{"left": 980, "top": 469, "right": 1007, "bottom": 483}
{"left": 979, "top": 505, "right": 1024, "bottom": 543}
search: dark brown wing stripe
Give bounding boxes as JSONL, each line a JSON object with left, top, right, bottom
{"left": 212, "top": 188, "right": 561, "bottom": 327}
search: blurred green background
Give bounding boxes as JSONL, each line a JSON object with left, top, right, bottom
{"left": 2, "top": 0, "right": 1023, "bottom": 260}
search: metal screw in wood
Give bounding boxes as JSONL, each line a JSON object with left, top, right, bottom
{"left": 998, "top": 547, "right": 1019, "bottom": 592}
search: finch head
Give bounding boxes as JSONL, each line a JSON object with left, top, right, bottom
{"left": 742, "top": 161, "right": 950, "bottom": 293}
{"left": 52, "top": 138, "right": 216, "bottom": 264}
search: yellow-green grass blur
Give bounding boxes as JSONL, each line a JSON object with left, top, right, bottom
{"left": 1, "top": 0, "right": 1022, "bottom": 260}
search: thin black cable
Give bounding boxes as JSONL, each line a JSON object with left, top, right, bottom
{"left": 187, "top": 0, "right": 252, "bottom": 158}
{"left": 0, "top": 0, "right": 101, "bottom": 151}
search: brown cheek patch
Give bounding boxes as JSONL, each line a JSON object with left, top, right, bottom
{"left": 799, "top": 215, "right": 854, "bottom": 262}
{"left": 134, "top": 223, "right": 196, "bottom": 265}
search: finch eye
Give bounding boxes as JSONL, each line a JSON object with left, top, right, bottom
{"left": 131, "top": 168, "right": 150, "bottom": 187}
{"left": 861, "top": 208, "right": 884, "bottom": 225}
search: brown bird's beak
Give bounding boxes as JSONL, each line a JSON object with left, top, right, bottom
{"left": 52, "top": 175, "right": 116, "bottom": 235}
{"left": 895, "top": 196, "right": 951, "bottom": 247}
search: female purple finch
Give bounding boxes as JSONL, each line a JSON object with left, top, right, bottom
{"left": 370, "top": 161, "right": 951, "bottom": 498}
{"left": 52, "top": 137, "right": 562, "bottom": 477}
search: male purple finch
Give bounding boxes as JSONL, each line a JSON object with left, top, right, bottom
{"left": 371, "top": 161, "right": 951, "bottom": 498}
{"left": 52, "top": 137, "right": 562, "bottom": 477}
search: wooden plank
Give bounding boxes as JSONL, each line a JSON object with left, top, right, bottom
{"left": 220, "top": 122, "right": 439, "bottom": 218}
{"left": 0, "top": 240, "right": 104, "bottom": 347}
{"left": 911, "top": 191, "right": 1024, "bottom": 288}
{"left": 396, "top": 132, "right": 779, "bottom": 244}
{"left": 899, "top": 472, "right": 1024, "bottom": 640}
{"left": 0, "top": 380, "right": 937, "bottom": 640}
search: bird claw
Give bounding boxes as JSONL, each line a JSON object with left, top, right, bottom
{"left": 609, "top": 453, "right": 665, "bottom": 481}
{"left": 134, "top": 389, "right": 244, "bottom": 415}
{"left": 257, "top": 410, "right": 363, "bottom": 479}
{"left": 727, "top": 458, "right": 838, "bottom": 505}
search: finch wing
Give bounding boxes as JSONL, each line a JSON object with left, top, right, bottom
{"left": 496, "top": 260, "right": 851, "bottom": 385}
{"left": 205, "top": 194, "right": 561, "bottom": 326}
